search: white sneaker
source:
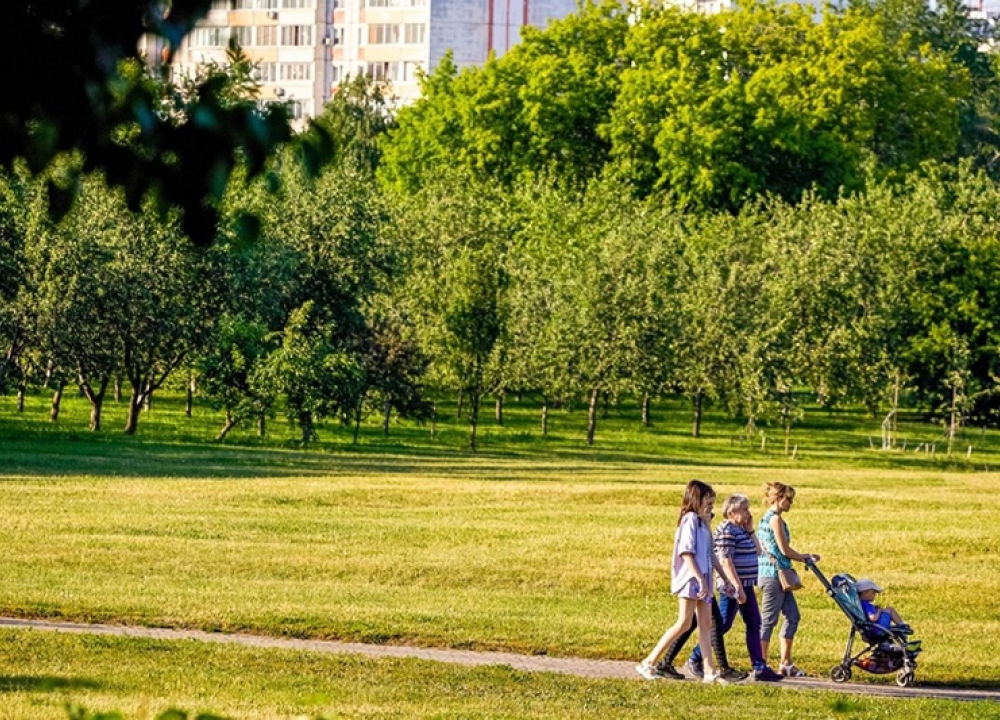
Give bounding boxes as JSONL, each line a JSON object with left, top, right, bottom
{"left": 703, "top": 672, "right": 729, "bottom": 685}
{"left": 635, "top": 661, "right": 661, "bottom": 680}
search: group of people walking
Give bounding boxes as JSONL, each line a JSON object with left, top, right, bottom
{"left": 636, "top": 480, "right": 820, "bottom": 685}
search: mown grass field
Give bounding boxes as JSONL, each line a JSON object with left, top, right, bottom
{"left": 1, "top": 389, "right": 999, "bottom": 718}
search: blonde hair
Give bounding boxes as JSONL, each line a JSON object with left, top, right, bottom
{"left": 764, "top": 481, "right": 795, "bottom": 506}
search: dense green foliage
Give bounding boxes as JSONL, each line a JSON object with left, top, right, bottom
{"left": 2, "top": 0, "right": 1000, "bottom": 451}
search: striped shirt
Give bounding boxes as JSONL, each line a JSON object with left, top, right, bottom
{"left": 714, "top": 520, "right": 758, "bottom": 585}
{"left": 757, "top": 509, "right": 792, "bottom": 580}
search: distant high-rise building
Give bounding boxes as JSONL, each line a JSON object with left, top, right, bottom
{"left": 157, "top": 0, "right": 578, "bottom": 127}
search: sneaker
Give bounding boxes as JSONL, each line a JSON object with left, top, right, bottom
{"left": 702, "top": 672, "right": 729, "bottom": 686}
{"left": 718, "top": 666, "right": 749, "bottom": 681}
{"left": 779, "top": 663, "right": 807, "bottom": 677}
{"left": 751, "top": 666, "right": 784, "bottom": 682}
{"left": 635, "top": 661, "right": 661, "bottom": 680}
{"left": 653, "top": 662, "right": 685, "bottom": 680}
{"left": 684, "top": 658, "right": 704, "bottom": 679}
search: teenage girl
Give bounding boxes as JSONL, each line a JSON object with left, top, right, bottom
{"left": 636, "top": 479, "right": 731, "bottom": 685}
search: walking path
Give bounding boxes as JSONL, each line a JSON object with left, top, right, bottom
{"left": 2, "top": 617, "right": 998, "bottom": 704}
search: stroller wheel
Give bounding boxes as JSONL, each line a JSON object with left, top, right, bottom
{"left": 896, "top": 669, "right": 915, "bottom": 687}
{"left": 830, "top": 664, "right": 852, "bottom": 683}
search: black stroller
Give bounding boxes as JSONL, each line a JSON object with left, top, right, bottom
{"left": 805, "top": 559, "right": 922, "bottom": 687}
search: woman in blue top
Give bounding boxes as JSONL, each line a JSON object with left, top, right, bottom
{"left": 757, "top": 482, "right": 821, "bottom": 678}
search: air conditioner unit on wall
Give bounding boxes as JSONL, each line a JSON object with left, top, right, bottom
{"left": 267, "top": 10, "right": 279, "bottom": 19}
{"left": 275, "top": 87, "right": 285, "bottom": 97}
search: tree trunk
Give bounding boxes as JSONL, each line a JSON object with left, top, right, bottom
{"left": 257, "top": 413, "right": 267, "bottom": 437}
{"left": 300, "top": 411, "right": 314, "bottom": 444}
{"left": 587, "top": 388, "right": 599, "bottom": 446}
{"left": 124, "top": 388, "right": 143, "bottom": 435}
{"left": 143, "top": 386, "right": 152, "bottom": 412}
{"left": 692, "top": 391, "right": 703, "bottom": 438}
{"left": 541, "top": 402, "right": 548, "bottom": 436}
{"left": 601, "top": 391, "right": 610, "bottom": 419}
{"left": 382, "top": 399, "right": 392, "bottom": 437}
{"left": 114, "top": 373, "right": 122, "bottom": 403}
{"left": 215, "top": 412, "right": 236, "bottom": 442}
{"left": 80, "top": 377, "right": 109, "bottom": 432}
{"left": 948, "top": 383, "right": 959, "bottom": 457}
{"left": 353, "top": 402, "right": 363, "bottom": 445}
{"left": 495, "top": 389, "right": 504, "bottom": 426}
{"left": 642, "top": 393, "right": 651, "bottom": 427}
{"left": 17, "top": 382, "right": 26, "bottom": 412}
{"left": 50, "top": 382, "right": 64, "bottom": 422}
{"left": 185, "top": 373, "right": 195, "bottom": 418}
{"left": 456, "top": 389, "right": 464, "bottom": 419}
{"left": 468, "top": 390, "right": 480, "bottom": 451}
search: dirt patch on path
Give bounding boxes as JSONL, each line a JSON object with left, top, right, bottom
{"left": 2, "top": 617, "right": 996, "bottom": 703}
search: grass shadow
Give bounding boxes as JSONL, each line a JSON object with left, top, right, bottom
{"left": 0, "top": 675, "right": 103, "bottom": 692}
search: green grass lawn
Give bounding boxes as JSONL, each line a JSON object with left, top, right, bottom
{"left": 1, "top": 631, "right": 996, "bottom": 720}
{"left": 1, "top": 390, "right": 999, "bottom": 717}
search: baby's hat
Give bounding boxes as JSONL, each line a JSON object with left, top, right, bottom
{"left": 855, "top": 578, "right": 883, "bottom": 593}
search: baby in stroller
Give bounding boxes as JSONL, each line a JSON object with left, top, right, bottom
{"left": 804, "top": 560, "right": 921, "bottom": 687}
{"left": 856, "top": 578, "right": 908, "bottom": 630}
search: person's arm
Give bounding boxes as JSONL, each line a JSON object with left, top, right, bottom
{"left": 768, "top": 514, "right": 820, "bottom": 563}
{"left": 682, "top": 552, "right": 709, "bottom": 600}
{"left": 720, "top": 555, "right": 746, "bottom": 603}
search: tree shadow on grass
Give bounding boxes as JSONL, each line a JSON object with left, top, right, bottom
{"left": 0, "top": 675, "right": 103, "bottom": 692}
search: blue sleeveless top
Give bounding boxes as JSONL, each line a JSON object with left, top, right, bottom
{"left": 757, "top": 508, "right": 792, "bottom": 579}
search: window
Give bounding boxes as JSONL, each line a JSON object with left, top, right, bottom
{"left": 282, "top": 0, "right": 314, "bottom": 6}
{"left": 403, "top": 23, "right": 425, "bottom": 44}
{"left": 367, "top": 0, "right": 391, "bottom": 6}
{"left": 289, "top": 100, "right": 305, "bottom": 120}
{"left": 210, "top": 0, "right": 230, "bottom": 10}
{"left": 257, "top": 25, "right": 277, "bottom": 45}
{"left": 280, "top": 63, "right": 312, "bottom": 80}
{"left": 331, "top": 27, "right": 344, "bottom": 45}
{"left": 366, "top": 62, "right": 400, "bottom": 81}
{"left": 369, "top": 24, "right": 399, "bottom": 44}
{"left": 281, "top": 25, "right": 313, "bottom": 45}
{"left": 255, "top": 61, "right": 277, "bottom": 81}
{"left": 231, "top": 26, "right": 253, "bottom": 46}
{"left": 258, "top": 0, "right": 279, "bottom": 7}
{"left": 403, "top": 60, "right": 423, "bottom": 81}
{"left": 190, "top": 27, "right": 227, "bottom": 46}
{"left": 331, "top": 65, "right": 342, "bottom": 83}
{"left": 233, "top": 0, "right": 254, "bottom": 8}
{"left": 409, "top": 0, "right": 427, "bottom": 6}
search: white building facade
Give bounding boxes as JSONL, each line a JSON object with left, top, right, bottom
{"left": 162, "top": 0, "right": 578, "bottom": 124}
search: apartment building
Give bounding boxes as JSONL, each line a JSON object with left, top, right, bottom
{"left": 159, "top": 0, "right": 578, "bottom": 126}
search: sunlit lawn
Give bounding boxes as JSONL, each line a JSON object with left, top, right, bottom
{"left": 1, "top": 631, "right": 996, "bottom": 720}
{"left": 1, "top": 389, "right": 999, "bottom": 717}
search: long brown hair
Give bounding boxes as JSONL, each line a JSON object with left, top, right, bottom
{"left": 678, "top": 479, "right": 715, "bottom": 525}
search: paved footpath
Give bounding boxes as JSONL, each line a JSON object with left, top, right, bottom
{"left": 2, "top": 617, "right": 998, "bottom": 704}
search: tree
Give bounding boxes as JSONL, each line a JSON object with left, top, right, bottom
{"left": 3, "top": 3, "right": 295, "bottom": 245}
{"left": 393, "top": 172, "right": 512, "bottom": 450}
{"left": 380, "top": 0, "right": 630, "bottom": 192}
{"left": 257, "top": 302, "right": 365, "bottom": 443}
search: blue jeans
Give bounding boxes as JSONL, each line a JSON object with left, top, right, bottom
{"left": 691, "top": 581, "right": 765, "bottom": 669}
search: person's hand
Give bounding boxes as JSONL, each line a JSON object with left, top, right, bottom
{"left": 736, "top": 586, "right": 747, "bottom": 604}
{"left": 805, "top": 553, "right": 821, "bottom": 563}
{"left": 697, "top": 580, "right": 710, "bottom": 600}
